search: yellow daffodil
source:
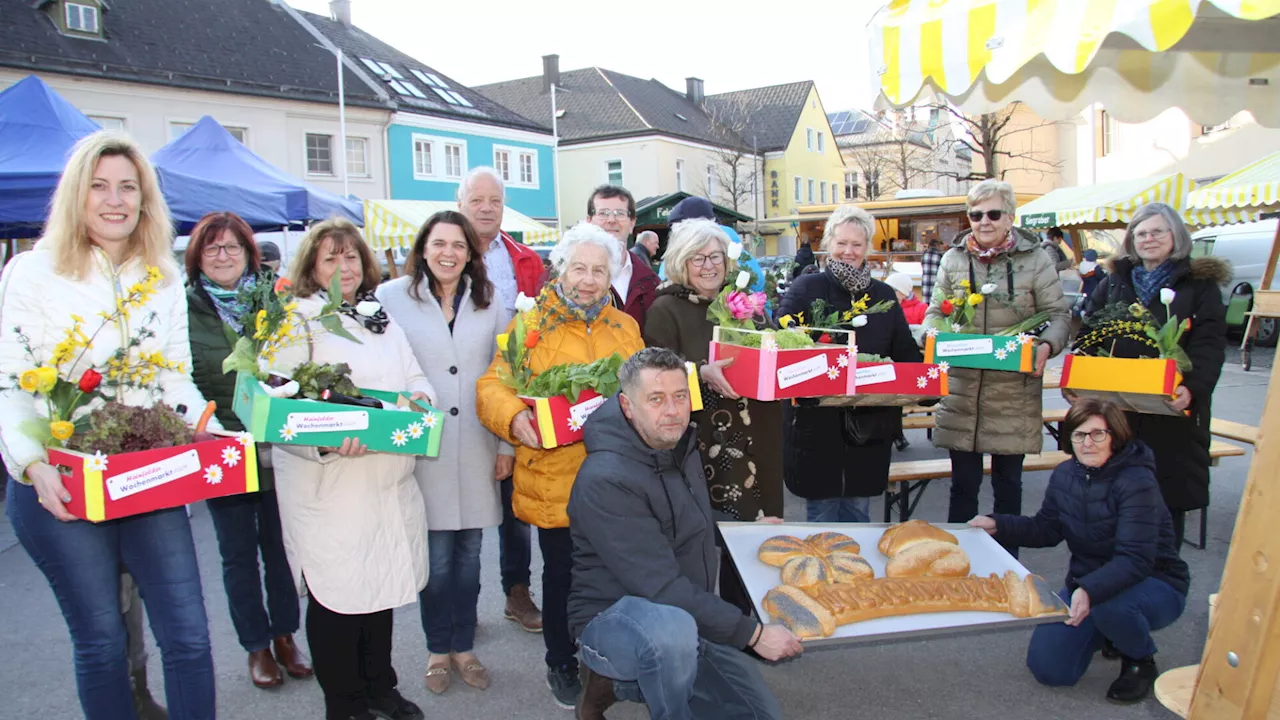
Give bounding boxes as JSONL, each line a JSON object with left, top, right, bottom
{"left": 34, "top": 366, "right": 58, "bottom": 393}
{"left": 49, "top": 420, "right": 74, "bottom": 441}
{"left": 967, "top": 293, "right": 984, "bottom": 307}
{"left": 496, "top": 333, "right": 509, "bottom": 351}
{"left": 959, "top": 279, "right": 971, "bottom": 289}
{"left": 18, "top": 369, "right": 41, "bottom": 392}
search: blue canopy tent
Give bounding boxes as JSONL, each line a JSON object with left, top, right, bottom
{"left": 152, "top": 116, "right": 362, "bottom": 229}
{"left": 0, "top": 76, "right": 100, "bottom": 238}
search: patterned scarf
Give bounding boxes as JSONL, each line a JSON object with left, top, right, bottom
{"left": 1131, "top": 260, "right": 1177, "bottom": 307}
{"left": 200, "top": 272, "right": 254, "bottom": 333}
{"left": 329, "top": 289, "right": 390, "bottom": 334}
{"left": 966, "top": 229, "right": 1017, "bottom": 263}
{"left": 826, "top": 260, "right": 872, "bottom": 295}
{"left": 555, "top": 283, "right": 611, "bottom": 322}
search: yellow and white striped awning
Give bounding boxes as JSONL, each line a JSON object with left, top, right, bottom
{"left": 1016, "top": 173, "right": 1252, "bottom": 229}
{"left": 363, "top": 199, "right": 558, "bottom": 250}
{"left": 1188, "top": 150, "right": 1280, "bottom": 215}
{"left": 870, "top": 0, "right": 1280, "bottom": 127}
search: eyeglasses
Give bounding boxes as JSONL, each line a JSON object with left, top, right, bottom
{"left": 691, "top": 252, "right": 725, "bottom": 267}
{"left": 967, "top": 209, "right": 1005, "bottom": 222}
{"left": 203, "top": 243, "right": 245, "bottom": 258}
{"left": 592, "top": 209, "right": 631, "bottom": 220}
{"left": 1134, "top": 228, "right": 1170, "bottom": 242}
{"left": 1069, "top": 429, "right": 1111, "bottom": 445}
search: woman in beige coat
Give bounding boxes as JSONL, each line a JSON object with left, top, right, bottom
{"left": 271, "top": 219, "right": 435, "bottom": 720}
{"left": 925, "top": 180, "right": 1070, "bottom": 551}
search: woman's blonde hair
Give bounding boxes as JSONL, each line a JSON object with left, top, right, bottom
{"left": 288, "top": 217, "right": 381, "bottom": 298}
{"left": 665, "top": 219, "right": 736, "bottom": 289}
{"left": 821, "top": 204, "right": 875, "bottom": 252}
{"left": 966, "top": 179, "right": 1018, "bottom": 215}
{"left": 42, "top": 130, "right": 176, "bottom": 282}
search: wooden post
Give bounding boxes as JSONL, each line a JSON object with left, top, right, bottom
{"left": 384, "top": 248, "right": 399, "bottom": 279}
{"left": 1188, "top": 354, "right": 1280, "bottom": 718}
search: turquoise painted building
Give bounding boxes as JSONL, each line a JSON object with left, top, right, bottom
{"left": 387, "top": 114, "right": 557, "bottom": 221}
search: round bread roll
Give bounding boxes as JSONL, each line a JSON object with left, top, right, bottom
{"left": 758, "top": 535, "right": 809, "bottom": 567}
{"left": 826, "top": 552, "right": 875, "bottom": 583}
{"left": 884, "top": 540, "right": 971, "bottom": 578}
{"left": 779, "top": 552, "right": 874, "bottom": 590}
{"left": 805, "top": 531, "right": 861, "bottom": 555}
{"left": 878, "top": 519, "right": 959, "bottom": 557}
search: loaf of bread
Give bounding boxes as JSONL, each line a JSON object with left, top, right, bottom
{"left": 762, "top": 571, "right": 1066, "bottom": 639}
{"left": 780, "top": 552, "right": 874, "bottom": 590}
{"left": 877, "top": 519, "right": 959, "bottom": 557}
{"left": 884, "top": 540, "right": 970, "bottom": 578}
{"left": 757, "top": 532, "right": 860, "bottom": 567}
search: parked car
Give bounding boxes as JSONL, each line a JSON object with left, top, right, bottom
{"left": 1191, "top": 218, "right": 1277, "bottom": 346}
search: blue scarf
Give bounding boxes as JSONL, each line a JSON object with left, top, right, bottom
{"left": 555, "top": 283, "right": 611, "bottom": 322}
{"left": 200, "top": 272, "right": 255, "bottom": 332}
{"left": 1130, "top": 260, "right": 1176, "bottom": 307}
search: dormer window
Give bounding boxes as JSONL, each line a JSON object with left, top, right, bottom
{"left": 66, "top": 2, "right": 98, "bottom": 33}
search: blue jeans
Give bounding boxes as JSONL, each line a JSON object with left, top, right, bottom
{"left": 498, "top": 475, "right": 532, "bottom": 595}
{"left": 419, "top": 529, "right": 483, "bottom": 654}
{"left": 805, "top": 496, "right": 871, "bottom": 523}
{"left": 1026, "top": 579, "right": 1187, "bottom": 687}
{"left": 206, "top": 490, "right": 299, "bottom": 652}
{"left": 579, "top": 596, "right": 783, "bottom": 720}
{"left": 7, "top": 479, "right": 215, "bottom": 720}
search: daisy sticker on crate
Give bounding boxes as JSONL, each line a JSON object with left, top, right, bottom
{"left": 923, "top": 279, "right": 1051, "bottom": 372}
{"left": 1064, "top": 289, "right": 1191, "bottom": 416}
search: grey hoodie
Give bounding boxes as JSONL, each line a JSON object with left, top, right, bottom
{"left": 566, "top": 396, "right": 759, "bottom": 648}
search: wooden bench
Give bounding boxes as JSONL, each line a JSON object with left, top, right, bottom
{"left": 882, "top": 440, "right": 1248, "bottom": 547}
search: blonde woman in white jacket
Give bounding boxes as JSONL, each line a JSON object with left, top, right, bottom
{"left": 270, "top": 218, "right": 435, "bottom": 720}
{"left": 0, "top": 132, "right": 218, "bottom": 720}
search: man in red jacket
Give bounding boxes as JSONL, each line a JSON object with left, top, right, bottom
{"left": 458, "top": 166, "right": 545, "bottom": 633}
{"left": 587, "top": 185, "right": 659, "bottom": 332}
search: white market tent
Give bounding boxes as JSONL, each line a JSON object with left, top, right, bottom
{"left": 1015, "top": 172, "right": 1255, "bottom": 230}
{"left": 1188, "top": 150, "right": 1280, "bottom": 214}
{"left": 363, "top": 199, "right": 558, "bottom": 250}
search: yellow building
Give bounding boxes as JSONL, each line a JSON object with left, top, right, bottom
{"left": 706, "top": 82, "right": 846, "bottom": 256}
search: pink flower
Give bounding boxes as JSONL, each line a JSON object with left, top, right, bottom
{"left": 725, "top": 291, "right": 754, "bottom": 320}
{"left": 747, "top": 292, "right": 767, "bottom": 316}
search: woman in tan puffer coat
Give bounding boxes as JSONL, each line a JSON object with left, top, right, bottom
{"left": 925, "top": 180, "right": 1071, "bottom": 549}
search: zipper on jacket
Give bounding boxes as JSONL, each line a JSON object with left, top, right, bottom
{"left": 92, "top": 247, "right": 130, "bottom": 351}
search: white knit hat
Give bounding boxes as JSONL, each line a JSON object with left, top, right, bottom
{"left": 884, "top": 273, "right": 914, "bottom": 298}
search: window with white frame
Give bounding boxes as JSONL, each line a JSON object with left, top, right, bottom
{"left": 817, "top": 132, "right": 825, "bottom": 153}
{"left": 345, "top": 137, "right": 369, "bottom": 177}
{"left": 606, "top": 159, "right": 623, "bottom": 185}
{"left": 65, "top": 2, "right": 98, "bottom": 33}
{"left": 89, "top": 115, "right": 126, "bottom": 132}
{"left": 706, "top": 164, "right": 716, "bottom": 198}
{"left": 444, "top": 143, "right": 464, "bottom": 179}
{"left": 413, "top": 134, "right": 467, "bottom": 181}
{"left": 413, "top": 136, "right": 435, "bottom": 178}
{"left": 306, "top": 133, "right": 333, "bottom": 175}
{"left": 492, "top": 146, "right": 539, "bottom": 188}
{"left": 1100, "top": 110, "right": 1115, "bottom": 157}
{"left": 807, "top": 178, "right": 815, "bottom": 203}
{"left": 845, "top": 171, "right": 859, "bottom": 200}
{"left": 806, "top": 128, "right": 814, "bottom": 151}
{"left": 519, "top": 152, "right": 536, "bottom": 185}
{"left": 494, "top": 149, "right": 511, "bottom": 182}
{"left": 820, "top": 181, "right": 827, "bottom": 204}
{"left": 675, "top": 158, "right": 685, "bottom": 191}
{"left": 794, "top": 176, "right": 801, "bottom": 203}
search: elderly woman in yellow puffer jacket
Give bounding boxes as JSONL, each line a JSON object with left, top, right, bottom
{"left": 476, "top": 221, "right": 643, "bottom": 710}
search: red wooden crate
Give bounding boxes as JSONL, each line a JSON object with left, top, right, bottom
{"left": 708, "top": 326, "right": 857, "bottom": 401}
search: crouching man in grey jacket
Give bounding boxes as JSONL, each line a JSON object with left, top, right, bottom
{"left": 566, "top": 348, "right": 802, "bottom": 719}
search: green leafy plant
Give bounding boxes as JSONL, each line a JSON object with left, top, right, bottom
{"left": 523, "top": 354, "right": 625, "bottom": 403}
{"left": 223, "top": 272, "right": 360, "bottom": 380}
{"left": 289, "top": 362, "right": 361, "bottom": 400}
{"left": 65, "top": 402, "right": 194, "bottom": 455}
{"left": 1074, "top": 296, "right": 1191, "bottom": 371}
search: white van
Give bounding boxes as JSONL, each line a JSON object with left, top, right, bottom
{"left": 1191, "top": 218, "right": 1278, "bottom": 346}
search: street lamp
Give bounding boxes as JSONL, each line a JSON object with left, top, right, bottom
{"left": 314, "top": 43, "right": 349, "bottom": 197}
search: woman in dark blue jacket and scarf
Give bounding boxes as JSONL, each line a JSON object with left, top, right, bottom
{"left": 970, "top": 397, "right": 1189, "bottom": 705}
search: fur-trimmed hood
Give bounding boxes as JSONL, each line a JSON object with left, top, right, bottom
{"left": 1104, "top": 255, "right": 1233, "bottom": 285}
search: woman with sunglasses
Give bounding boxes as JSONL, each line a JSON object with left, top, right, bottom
{"left": 925, "top": 180, "right": 1071, "bottom": 553}
{"left": 969, "top": 397, "right": 1189, "bottom": 705}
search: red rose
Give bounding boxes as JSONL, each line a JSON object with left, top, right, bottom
{"left": 819, "top": 333, "right": 832, "bottom": 344}
{"left": 940, "top": 299, "right": 954, "bottom": 315}
{"left": 78, "top": 368, "right": 102, "bottom": 393}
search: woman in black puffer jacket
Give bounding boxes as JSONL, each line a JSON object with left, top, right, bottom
{"left": 970, "top": 398, "right": 1189, "bottom": 705}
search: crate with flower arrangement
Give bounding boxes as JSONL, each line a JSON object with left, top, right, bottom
{"left": 7, "top": 266, "right": 257, "bottom": 521}
{"left": 922, "top": 279, "right": 1051, "bottom": 372}
{"left": 1063, "top": 289, "right": 1190, "bottom": 416}
{"left": 226, "top": 273, "right": 445, "bottom": 455}
{"left": 496, "top": 290, "right": 701, "bottom": 449}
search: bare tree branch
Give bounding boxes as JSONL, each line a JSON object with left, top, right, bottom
{"left": 925, "top": 101, "right": 1063, "bottom": 183}
{"left": 700, "top": 97, "right": 763, "bottom": 213}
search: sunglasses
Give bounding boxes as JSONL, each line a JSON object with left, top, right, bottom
{"left": 967, "top": 209, "right": 1005, "bottom": 222}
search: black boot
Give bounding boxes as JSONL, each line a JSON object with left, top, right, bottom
{"left": 1106, "top": 654, "right": 1158, "bottom": 704}
{"left": 131, "top": 667, "right": 169, "bottom": 720}
{"left": 893, "top": 434, "right": 910, "bottom": 451}
{"left": 1100, "top": 638, "right": 1121, "bottom": 659}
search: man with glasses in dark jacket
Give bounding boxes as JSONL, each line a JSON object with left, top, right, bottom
{"left": 567, "top": 348, "right": 801, "bottom": 719}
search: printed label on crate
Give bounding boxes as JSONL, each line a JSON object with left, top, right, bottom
{"left": 286, "top": 411, "right": 370, "bottom": 434}
{"left": 855, "top": 364, "right": 898, "bottom": 386}
{"left": 935, "top": 337, "right": 994, "bottom": 357}
{"left": 777, "top": 355, "right": 829, "bottom": 389}
{"left": 569, "top": 395, "right": 606, "bottom": 427}
{"left": 107, "top": 449, "right": 201, "bottom": 501}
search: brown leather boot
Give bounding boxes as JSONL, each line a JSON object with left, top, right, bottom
{"left": 249, "top": 648, "right": 284, "bottom": 688}
{"left": 130, "top": 667, "right": 168, "bottom": 720}
{"left": 272, "top": 635, "right": 314, "bottom": 679}
{"left": 504, "top": 584, "right": 543, "bottom": 633}
{"left": 576, "top": 667, "right": 616, "bottom": 720}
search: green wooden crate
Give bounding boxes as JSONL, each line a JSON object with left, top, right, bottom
{"left": 924, "top": 332, "right": 1035, "bottom": 372}
{"left": 232, "top": 372, "right": 443, "bottom": 456}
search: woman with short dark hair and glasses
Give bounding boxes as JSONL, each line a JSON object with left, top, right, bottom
{"left": 924, "top": 179, "right": 1071, "bottom": 552}
{"left": 969, "top": 397, "right": 1189, "bottom": 705}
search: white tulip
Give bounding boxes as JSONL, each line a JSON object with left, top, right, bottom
{"left": 515, "top": 292, "right": 537, "bottom": 313}
{"left": 265, "top": 380, "right": 300, "bottom": 398}
{"left": 1160, "top": 288, "right": 1176, "bottom": 306}
{"left": 735, "top": 270, "right": 751, "bottom": 289}
{"left": 980, "top": 283, "right": 998, "bottom": 295}
{"left": 851, "top": 315, "right": 869, "bottom": 328}
{"left": 727, "top": 242, "right": 744, "bottom": 261}
{"left": 356, "top": 300, "right": 382, "bottom": 317}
